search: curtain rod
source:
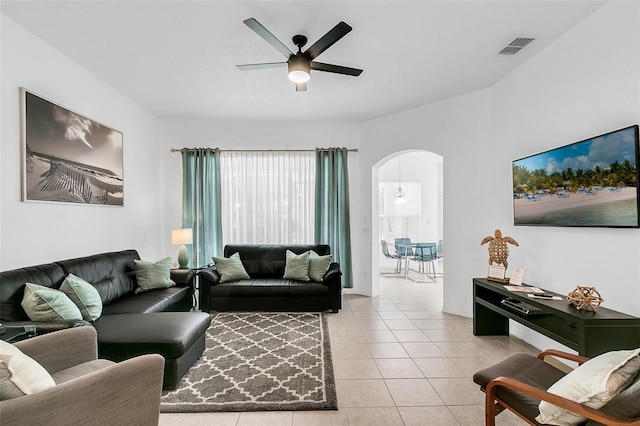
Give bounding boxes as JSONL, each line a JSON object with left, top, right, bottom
{"left": 171, "top": 148, "right": 358, "bottom": 153}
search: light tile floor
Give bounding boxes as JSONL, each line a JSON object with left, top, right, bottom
{"left": 160, "top": 274, "right": 537, "bottom": 425}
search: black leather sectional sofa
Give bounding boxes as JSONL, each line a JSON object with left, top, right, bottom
{"left": 0, "top": 249, "right": 211, "bottom": 389}
{"left": 199, "top": 244, "right": 343, "bottom": 313}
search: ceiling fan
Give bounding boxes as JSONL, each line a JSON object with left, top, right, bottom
{"left": 236, "top": 18, "right": 363, "bottom": 91}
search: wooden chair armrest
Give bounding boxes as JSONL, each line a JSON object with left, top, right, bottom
{"left": 537, "top": 349, "right": 590, "bottom": 365}
{"left": 486, "top": 376, "right": 640, "bottom": 426}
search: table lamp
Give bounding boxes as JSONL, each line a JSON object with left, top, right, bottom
{"left": 172, "top": 228, "right": 193, "bottom": 269}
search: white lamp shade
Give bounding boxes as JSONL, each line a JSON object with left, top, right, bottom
{"left": 172, "top": 228, "right": 193, "bottom": 245}
{"left": 393, "top": 196, "right": 407, "bottom": 205}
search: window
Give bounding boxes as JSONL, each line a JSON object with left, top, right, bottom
{"left": 220, "top": 151, "right": 315, "bottom": 244}
{"left": 378, "top": 181, "right": 422, "bottom": 242}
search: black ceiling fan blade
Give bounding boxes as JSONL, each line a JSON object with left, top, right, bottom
{"left": 295, "top": 82, "right": 307, "bottom": 92}
{"left": 243, "top": 18, "right": 293, "bottom": 59}
{"left": 236, "top": 62, "right": 287, "bottom": 71}
{"left": 304, "top": 21, "right": 352, "bottom": 60}
{"left": 311, "top": 61, "right": 363, "bottom": 76}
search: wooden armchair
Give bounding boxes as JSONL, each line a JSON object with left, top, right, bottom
{"left": 473, "top": 349, "right": 640, "bottom": 426}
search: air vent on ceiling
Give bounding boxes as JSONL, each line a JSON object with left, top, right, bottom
{"left": 499, "top": 37, "right": 535, "bottom": 55}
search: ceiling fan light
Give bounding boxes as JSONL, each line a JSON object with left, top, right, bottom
{"left": 288, "top": 56, "right": 310, "bottom": 83}
{"left": 288, "top": 70, "right": 310, "bottom": 83}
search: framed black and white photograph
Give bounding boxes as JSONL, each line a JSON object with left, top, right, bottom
{"left": 21, "top": 88, "right": 124, "bottom": 206}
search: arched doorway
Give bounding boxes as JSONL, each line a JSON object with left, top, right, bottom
{"left": 371, "top": 150, "right": 444, "bottom": 297}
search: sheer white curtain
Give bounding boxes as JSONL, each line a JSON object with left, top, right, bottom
{"left": 220, "top": 151, "right": 316, "bottom": 244}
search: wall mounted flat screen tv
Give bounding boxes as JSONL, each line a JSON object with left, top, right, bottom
{"left": 513, "top": 125, "right": 639, "bottom": 228}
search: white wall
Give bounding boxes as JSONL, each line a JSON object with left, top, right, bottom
{"left": 362, "top": 1, "right": 640, "bottom": 349}
{"left": 361, "top": 89, "right": 494, "bottom": 306}
{"left": 0, "top": 15, "right": 167, "bottom": 270}
{"left": 490, "top": 1, "right": 640, "bottom": 348}
{"left": 493, "top": 0, "right": 640, "bottom": 314}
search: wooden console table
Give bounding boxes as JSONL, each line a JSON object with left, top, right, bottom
{"left": 473, "top": 278, "right": 640, "bottom": 357}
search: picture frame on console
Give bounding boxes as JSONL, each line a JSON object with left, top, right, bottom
{"left": 20, "top": 88, "right": 124, "bottom": 206}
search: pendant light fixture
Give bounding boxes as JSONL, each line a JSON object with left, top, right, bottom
{"left": 393, "top": 156, "right": 407, "bottom": 205}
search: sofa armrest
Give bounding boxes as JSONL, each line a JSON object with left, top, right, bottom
{"left": 198, "top": 266, "right": 221, "bottom": 285}
{"left": 15, "top": 327, "right": 98, "bottom": 374}
{"left": 170, "top": 268, "right": 196, "bottom": 288}
{"left": 323, "top": 263, "right": 342, "bottom": 286}
{"left": 323, "top": 262, "right": 342, "bottom": 312}
{"left": 0, "top": 354, "right": 164, "bottom": 426}
{"left": 197, "top": 266, "right": 220, "bottom": 312}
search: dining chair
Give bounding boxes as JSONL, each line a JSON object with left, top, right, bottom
{"left": 435, "top": 239, "right": 444, "bottom": 277}
{"left": 394, "top": 238, "right": 413, "bottom": 257}
{"left": 394, "top": 238, "right": 414, "bottom": 278}
{"left": 380, "top": 240, "right": 402, "bottom": 276}
{"left": 406, "top": 242, "right": 437, "bottom": 282}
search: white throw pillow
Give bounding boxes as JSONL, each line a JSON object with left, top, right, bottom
{"left": 0, "top": 340, "right": 55, "bottom": 400}
{"left": 536, "top": 348, "right": 640, "bottom": 425}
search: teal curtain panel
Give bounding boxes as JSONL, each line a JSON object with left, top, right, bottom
{"left": 181, "top": 148, "right": 223, "bottom": 267}
{"left": 314, "top": 148, "right": 353, "bottom": 288}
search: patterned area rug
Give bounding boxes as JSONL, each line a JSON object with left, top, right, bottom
{"left": 160, "top": 312, "right": 337, "bottom": 412}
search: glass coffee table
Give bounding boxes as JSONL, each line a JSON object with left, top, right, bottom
{"left": 0, "top": 325, "right": 37, "bottom": 343}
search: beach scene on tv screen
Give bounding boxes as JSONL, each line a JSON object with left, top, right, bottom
{"left": 513, "top": 127, "right": 638, "bottom": 227}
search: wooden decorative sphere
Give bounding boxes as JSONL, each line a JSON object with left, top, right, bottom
{"left": 567, "top": 286, "right": 604, "bottom": 311}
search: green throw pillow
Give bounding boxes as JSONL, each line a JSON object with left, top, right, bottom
{"left": 21, "top": 283, "right": 82, "bottom": 321}
{"left": 134, "top": 257, "right": 176, "bottom": 294}
{"left": 309, "top": 251, "right": 332, "bottom": 282}
{"left": 60, "top": 274, "right": 103, "bottom": 321}
{"left": 0, "top": 340, "right": 55, "bottom": 400}
{"left": 212, "top": 253, "right": 250, "bottom": 283}
{"left": 283, "top": 250, "right": 311, "bottom": 281}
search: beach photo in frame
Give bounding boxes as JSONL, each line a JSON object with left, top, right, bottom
{"left": 21, "top": 88, "right": 124, "bottom": 206}
{"left": 512, "top": 125, "right": 639, "bottom": 228}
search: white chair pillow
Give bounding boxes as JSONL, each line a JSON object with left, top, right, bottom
{"left": 0, "top": 340, "right": 55, "bottom": 400}
{"left": 536, "top": 348, "right": 640, "bottom": 425}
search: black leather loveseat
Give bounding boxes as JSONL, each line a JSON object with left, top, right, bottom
{"left": 199, "top": 244, "right": 342, "bottom": 313}
{"left": 0, "top": 249, "right": 211, "bottom": 389}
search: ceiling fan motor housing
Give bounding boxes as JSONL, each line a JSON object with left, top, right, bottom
{"left": 288, "top": 54, "right": 311, "bottom": 82}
